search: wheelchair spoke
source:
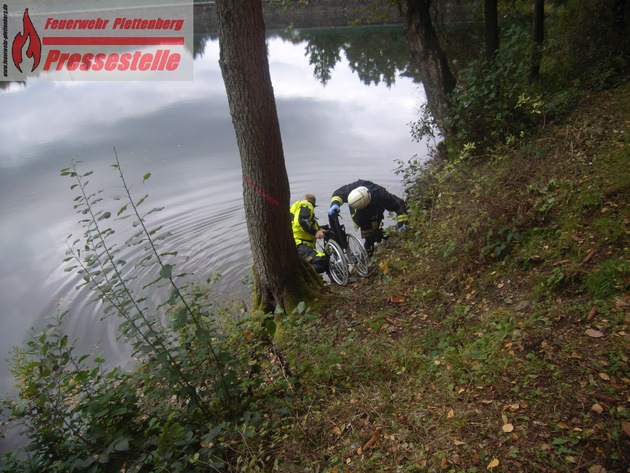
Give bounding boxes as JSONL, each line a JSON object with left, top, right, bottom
{"left": 325, "top": 240, "right": 349, "bottom": 286}
{"left": 346, "top": 234, "right": 370, "bottom": 277}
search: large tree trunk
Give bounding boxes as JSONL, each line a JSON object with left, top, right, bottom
{"left": 214, "top": 0, "right": 322, "bottom": 312}
{"left": 397, "top": 0, "right": 457, "bottom": 137}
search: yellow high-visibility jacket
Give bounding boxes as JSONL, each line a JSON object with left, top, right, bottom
{"left": 290, "top": 199, "right": 320, "bottom": 247}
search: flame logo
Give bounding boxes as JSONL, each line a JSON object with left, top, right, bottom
{"left": 12, "top": 8, "right": 41, "bottom": 73}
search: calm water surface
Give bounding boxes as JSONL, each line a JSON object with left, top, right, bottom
{"left": 0, "top": 33, "right": 427, "bottom": 405}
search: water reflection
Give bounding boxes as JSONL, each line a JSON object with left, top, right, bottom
{"left": 296, "top": 26, "right": 417, "bottom": 86}
{"left": 0, "top": 32, "right": 426, "bottom": 407}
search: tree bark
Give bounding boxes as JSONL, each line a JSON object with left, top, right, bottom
{"left": 214, "top": 0, "right": 322, "bottom": 312}
{"left": 396, "top": 0, "right": 457, "bottom": 137}
{"left": 529, "top": 0, "right": 544, "bottom": 81}
{"left": 484, "top": 0, "right": 499, "bottom": 61}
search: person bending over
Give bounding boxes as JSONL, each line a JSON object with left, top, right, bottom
{"left": 328, "top": 179, "right": 408, "bottom": 255}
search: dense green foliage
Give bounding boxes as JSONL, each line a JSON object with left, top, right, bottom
{"left": 1, "top": 158, "right": 295, "bottom": 472}
{"left": 445, "top": 25, "right": 545, "bottom": 151}
{"left": 411, "top": 0, "right": 627, "bottom": 154}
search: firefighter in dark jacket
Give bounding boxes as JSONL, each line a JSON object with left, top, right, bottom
{"left": 290, "top": 193, "right": 329, "bottom": 274}
{"left": 328, "top": 179, "right": 409, "bottom": 255}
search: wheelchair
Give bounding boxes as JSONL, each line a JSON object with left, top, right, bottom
{"left": 317, "top": 212, "right": 370, "bottom": 286}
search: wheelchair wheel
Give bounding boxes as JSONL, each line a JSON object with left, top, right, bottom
{"left": 346, "top": 234, "right": 369, "bottom": 277}
{"left": 325, "top": 240, "right": 349, "bottom": 286}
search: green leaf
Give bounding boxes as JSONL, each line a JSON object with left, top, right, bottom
{"left": 160, "top": 264, "right": 173, "bottom": 279}
{"left": 111, "top": 407, "right": 129, "bottom": 416}
{"left": 263, "top": 318, "right": 276, "bottom": 337}
{"left": 196, "top": 327, "right": 210, "bottom": 341}
{"left": 97, "top": 451, "right": 110, "bottom": 464}
{"left": 137, "top": 194, "right": 149, "bottom": 206}
{"left": 94, "top": 408, "right": 110, "bottom": 417}
{"left": 149, "top": 225, "right": 163, "bottom": 236}
{"left": 168, "top": 287, "right": 180, "bottom": 305}
{"left": 114, "top": 437, "right": 130, "bottom": 452}
{"left": 76, "top": 457, "right": 95, "bottom": 468}
{"left": 174, "top": 306, "right": 188, "bottom": 327}
{"left": 145, "top": 207, "right": 165, "bottom": 217}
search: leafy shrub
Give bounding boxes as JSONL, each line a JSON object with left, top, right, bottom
{"left": 481, "top": 224, "right": 522, "bottom": 259}
{"left": 445, "top": 24, "right": 545, "bottom": 154}
{"left": 526, "top": 178, "right": 573, "bottom": 220}
{"left": 1, "top": 156, "right": 295, "bottom": 472}
{"left": 3, "top": 313, "right": 146, "bottom": 472}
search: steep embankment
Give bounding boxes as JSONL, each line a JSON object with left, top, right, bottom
{"left": 278, "top": 81, "right": 629, "bottom": 471}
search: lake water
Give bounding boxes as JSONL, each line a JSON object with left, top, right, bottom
{"left": 0, "top": 29, "right": 427, "bottom": 412}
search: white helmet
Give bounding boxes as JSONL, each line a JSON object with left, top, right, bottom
{"left": 348, "top": 186, "right": 371, "bottom": 209}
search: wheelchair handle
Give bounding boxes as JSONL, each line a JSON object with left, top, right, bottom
{"left": 327, "top": 212, "right": 349, "bottom": 250}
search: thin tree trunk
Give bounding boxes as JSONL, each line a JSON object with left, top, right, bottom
{"left": 214, "top": 0, "right": 322, "bottom": 312}
{"left": 529, "top": 0, "right": 544, "bottom": 81}
{"left": 484, "top": 0, "right": 499, "bottom": 61}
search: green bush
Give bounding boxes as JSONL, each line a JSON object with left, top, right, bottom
{"left": 1, "top": 157, "right": 295, "bottom": 472}
{"left": 446, "top": 25, "right": 544, "bottom": 154}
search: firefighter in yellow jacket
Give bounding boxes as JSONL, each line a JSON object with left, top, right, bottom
{"left": 290, "top": 194, "right": 329, "bottom": 274}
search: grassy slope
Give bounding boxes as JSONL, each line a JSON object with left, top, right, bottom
{"left": 275, "top": 81, "right": 629, "bottom": 472}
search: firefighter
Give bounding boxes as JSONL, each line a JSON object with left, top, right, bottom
{"left": 290, "top": 193, "right": 329, "bottom": 274}
{"left": 328, "top": 179, "right": 409, "bottom": 255}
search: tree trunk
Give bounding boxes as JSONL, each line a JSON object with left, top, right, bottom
{"left": 214, "top": 0, "right": 322, "bottom": 312}
{"left": 484, "top": 0, "right": 499, "bottom": 61}
{"left": 529, "top": 0, "right": 544, "bottom": 81}
{"left": 397, "top": 0, "right": 457, "bottom": 137}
